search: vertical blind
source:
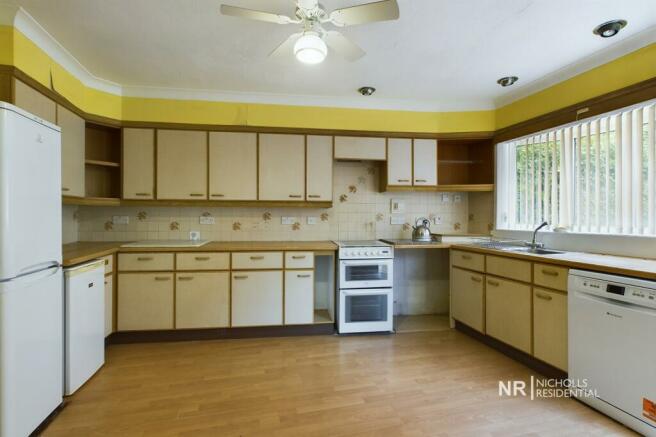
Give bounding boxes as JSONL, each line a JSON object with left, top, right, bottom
{"left": 499, "top": 100, "right": 656, "bottom": 236}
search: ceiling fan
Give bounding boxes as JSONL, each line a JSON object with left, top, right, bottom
{"left": 220, "top": 0, "right": 400, "bottom": 64}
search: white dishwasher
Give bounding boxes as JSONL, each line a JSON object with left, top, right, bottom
{"left": 569, "top": 269, "right": 656, "bottom": 436}
{"left": 64, "top": 259, "right": 105, "bottom": 395}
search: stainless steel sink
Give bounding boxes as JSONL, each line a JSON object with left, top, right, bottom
{"left": 504, "top": 247, "right": 565, "bottom": 255}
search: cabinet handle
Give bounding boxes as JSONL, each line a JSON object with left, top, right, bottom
{"left": 308, "top": 195, "right": 321, "bottom": 198}
{"left": 211, "top": 194, "right": 224, "bottom": 197}
{"left": 105, "top": 259, "right": 109, "bottom": 265}
{"left": 470, "top": 276, "right": 482, "bottom": 283}
{"left": 297, "top": 274, "right": 311, "bottom": 278}
{"left": 415, "top": 179, "right": 427, "bottom": 183}
{"left": 250, "top": 256, "right": 264, "bottom": 260}
{"left": 62, "top": 187, "right": 70, "bottom": 192}
{"left": 195, "top": 256, "right": 210, "bottom": 261}
{"left": 289, "top": 194, "right": 302, "bottom": 198}
{"left": 397, "top": 179, "right": 410, "bottom": 183}
{"left": 178, "top": 276, "right": 194, "bottom": 281}
{"left": 189, "top": 193, "right": 205, "bottom": 197}
{"left": 292, "top": 255, "right": 306, "bottom": 259}
{"left": 135, "top": 192, "right": 151, "bottom": 196}
{"left": 233, "top": 275, "right": 248, "bottom": 280}
{"left": 541, "top": 269, "right": 559, "bottom": 277}
{"left": 137, "top": 257, "right": 154, "bottom": 261}
{"left": 154, "top": 276, "right": 170, "bottom": 281}
{"left": 461, "top": 254, "right": 472, "bottom": 260}
{"left": 487, "top": 279, "right": 500, "bottom": 287}
{"left": 104, "top": 280, "right": 108, "bottom": 285}
{"left": 536, "top": 292, "right": 553, "bottom": 301}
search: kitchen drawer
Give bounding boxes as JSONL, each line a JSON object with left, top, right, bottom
{"left": 232, "top": 252, "right": 283, "bottom": 270}
{"left": 486, "top": 255, "right": 531, "bottom": 283}
{"left": 533, "top": 263, "right": 568, "bottom": 292}
{"left": 533, "top": 288, "right": 568, "bottom": 371}
{"left": 176, "top": 252, "right": 230, "bottom": 271}
{"left": 451, "top": 250, "right": 485, "bottom": 272}
{"left": 118, "top": 253, "right": 174, "bottom": 271}
{"left": 101, "top": 255, "right": 113, "bottom": 275}
{"left": 285, "top": 252, "right": 314, "bottom": 269}
{"left": 485, "top": 276, "right": 532, "bottom": 354}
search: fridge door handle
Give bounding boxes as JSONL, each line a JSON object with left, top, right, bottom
{"left": 19, "top": 260, "right": 62, "bottom": 275}
{"left": 0, "top": 264, "right": 61, "bottom": 285}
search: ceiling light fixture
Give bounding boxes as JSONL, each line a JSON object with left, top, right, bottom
{"left": 294, "top": 32, "right": 327, "bottom": 64}
{"left": 593, "top": 19, "right": 627, "bottom": 38}
{"left": 358, "top": 86, "right": 376, "bottom": 96}
{"left": 497, "top": 76, "right": 518, "bottom": 87}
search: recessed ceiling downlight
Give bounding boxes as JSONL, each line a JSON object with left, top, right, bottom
{"left": 497, "top": 76, "right": 518, "bottom": 87}
{"left": 294, "top": 32, "right": 327, "bottom": 64}
{"left": 593, "top": 19, "right": 627, "bottom": 38}
{"left": 358, "top": 86, "right": 376, "bottom": 96}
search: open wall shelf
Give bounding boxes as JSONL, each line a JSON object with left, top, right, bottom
{"left": 85, "top": 123, "right": 121, "bottom": 200}
{"left": 437, "top": 138, "right": 494, "bottom": 186}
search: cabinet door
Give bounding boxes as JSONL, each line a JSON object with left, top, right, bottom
{"left": 157, "top": 130, "right": 207, "bottom": 200}
{"left": 485, "top": 276, "right": 531, "bottom": 353}
{"left": 14, "top": 79, "right": 56, "bottom": 124}
{"left": 533, "top": 288, "right": 568, "bottom": 370}
{"left": 258, "top": 134, "right": 305, "bottom": 201}
{"left": 176, "top": 272, "right": 229, "bottom": 329}
{"left": 334, "top": 136, "right": 386, "bottom": 160}
{"left": 306, "top": 135, "right": 333, "bottom": 201}
{"left": 231, "top": 271, "right": 283, "bottom": 326}
{"left": 413, "top": 139, "right": 437, "bottom": 186}
{"left": 285, "top": 270, "right": 314, "bottom": 325}
{"left": 209, "top": 132, "right": 257, "bottom": 200}
{"left": 450, "top": 267, "right": 484, "bottom": 332}
{"left": 117, "top": 273, "right": 174, "bottom": 331}
{"left": 57, "top": 105, "right": 85, "bottom": 197}
{"left": 104, "top": 275, "right": 113, "bottom": 337}
{"left": 122, "top": 128, "right": 155, "bottom": 199}
{"left": 387, "top": 138, "right": 412, "bottom": 186}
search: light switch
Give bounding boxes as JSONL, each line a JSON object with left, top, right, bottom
{"left": 391, "top": 199, "right": 405, "bottom": 213}
{"left": 441, "top": 194, "right": 451, "bottom": 203}
{"left": 189, "top": 231, "right": 200, "bottom": 241}
{"left": 433, "top": 216, "right": 443, "bottom": 225}
{"left": 454, "top": 194, "right": 462, "bottom": 203}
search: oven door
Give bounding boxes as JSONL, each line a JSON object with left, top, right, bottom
{"left": 339, "top": 259, "right": 393, "bottom": 289}
{"left": 338, "top": 288, "right": 393, "bottom": 333}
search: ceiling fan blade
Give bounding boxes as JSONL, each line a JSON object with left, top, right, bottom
{"left": 328, "top": 0, "right": 399, "bottom": 27}
{"left": 220, "top": 4, "right": 296, "bottom": 24}
{"left": 324, "top": 31, "right": 365, "bottom": 61}
{"left": 269, "top": 32, "right": 303, "bottom": 58}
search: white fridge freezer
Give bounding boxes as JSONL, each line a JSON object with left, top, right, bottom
{"left": 0, "top": 102, "right": 63, "bottom": 437}
{"left": 64, "top": 260, "right": 106, "bottom": 395}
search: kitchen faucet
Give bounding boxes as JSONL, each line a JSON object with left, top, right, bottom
{"left": 527, "top": 221, "right": 548, "bottom": 250}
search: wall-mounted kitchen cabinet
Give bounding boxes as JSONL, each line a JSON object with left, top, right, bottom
{"left": 258, "top": 134, "right": 305, "bottom": 201}
{"left": 413, "top": 139, "right": 437, "bottom": 186}
{"left": 334, "top": 136, "right": 386, "bottom": 161}
{"left": 209, "top": 132, "right": 257, "bottom": 200}
{"left": 122, "top": 128, "right": 155, "bottom": 199}
{"left": 157, "top": 130, "right": 207, "bottom": 200}
{"left": 386, "top": 138, "right": 412, "bottom": 186}
{"left": 383, "top": 138, "right": 437, "bottom": 190}
{"left": 14, "top": 79, "right": 56, "bottom": 124}
{"left": 57, "top": 105, "right": 86, "bottom": 198}
{"left": 306, "top": 135, "right": 333, "bottom": 202}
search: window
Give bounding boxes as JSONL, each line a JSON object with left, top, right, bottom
{"left": 497, "top": 100, "right": 656, "bottom": 236}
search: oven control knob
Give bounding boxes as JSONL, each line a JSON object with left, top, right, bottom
{"left": 365, "top": 251, "right": 371, "bottom": 256}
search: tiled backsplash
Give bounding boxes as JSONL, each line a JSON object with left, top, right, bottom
{"left": 70, "top": 161, "right": 494, "bottom": 242}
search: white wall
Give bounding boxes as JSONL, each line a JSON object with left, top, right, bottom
{"left": 62, "top": 205, "right": 78, "bottom": 244}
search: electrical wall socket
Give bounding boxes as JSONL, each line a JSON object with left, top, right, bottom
{"left": 390, "top": 215, "right": 405, "bottom": 225}
{"left": 454, "top": 194, "right": 462, "bottom": 203}
{"left": 433, "top": 216, "right": 443, "bottom": 225}
{"left": 441, "top": 194, "right": 451, "bottom": 203}
{"left": 281, "top": 217, "right": 297, "bottom": 225}
{"left": 307, "top": 216, "right": 318, "bottom": 225}
{"left": 199, "top": 216, "right": 215, "bottom": 225}
{"left": 189, "top": 231, "right": 201, "bottom": 241}
{"left": 112, "top": 216, "right": 129, "bottom": 225}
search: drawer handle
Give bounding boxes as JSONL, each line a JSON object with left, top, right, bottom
{"left": 195, "top": 256, "right": 210, "bottom": 261}
{"left": 487, "top": 279, "right": 500, "bottom": 287}
{"left": 178, "top": 276, "right": 194, "bottom": 281}
{"left": 135, "top": 192, "right": 151, "bottom": 196}
{"left": 297, "top": 274, "right": 311, "bottom": 278}
{"left": 250, "top": 256, "right": 265, "bottom": 260}
{"left": 470, "top": 276, "right": 482, "bottom": 283}
{"left": 105, "top": 259, "right": 109, "bottom": 265}
{"left": 137, "top": 257, "right": 154, "bottom": 261}
{"left": 461, "top": 254, "right": 472, "bottom": 260}
{"left": 536, "top": 292, "right": 553, "bottom": 301}
{"left": 154, "top": 276, "right": 170, "bottom": 281}
{"left": 104, "top": 280, "right": 108, "bottom": 285}
{"left": 541, "top": 269, "right": 559, "bottom": 277}
{"left": 189, "top": 193, "right": 205, "bottom": 197}
{"left": 62, "top": 187, "right": 70, "bottom": 192}
{"left": 292, "top": 255, "right": 306, "bottom": 259}
{"left": 211, "top": 194, "right": 224, "bottom": 197}
{"left": 397, "top": 179, "right": 410, "bottom": 183}
{"left": 415, "top": 179, "right": 427, "bottom": 182}
{"left": 289, "top": 194, "right": 302, "bottom": 198}
{"left": 233, "top": 275, "right": 248, "bottom": 280}
{"left": 308, "top": 195, "right": 321, "bottom": 198}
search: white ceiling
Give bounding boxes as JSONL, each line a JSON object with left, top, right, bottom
{"left": 9, "top": 0, "right": 656, "bottom": 111}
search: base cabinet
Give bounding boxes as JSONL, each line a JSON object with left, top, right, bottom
{"left": 533, "top": 288, "right": 568, "bottom": 370}
{"left": 117, "top": 273, "right": 174, "bottom": 331}
{"left": 104, "top": 275, "right": 113, "bottom": 337}
{"left": 485, "top": 276, "right": 532, "bottom": 354}
{"left": 176, "top": 272, "right": 230, "bottom": 329}
{"left": 450, "top": 267, "right": 484, "bottom": 332}
{"left": 231, "top": 271, "right": 283, "bottom": 327}
{"left": 284, "top": 270, "right": 314, "bottom": 325}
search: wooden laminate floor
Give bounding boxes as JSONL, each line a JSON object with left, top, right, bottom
{"left": 44, "top": 331, "right": 635, "bottom": 436}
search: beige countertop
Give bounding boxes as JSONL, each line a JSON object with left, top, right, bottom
{"left": 451, "top": 243, "right": 656, "bottom": 281}
{"left": 63, "top": 241, "right": 338, "bottom": 267}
